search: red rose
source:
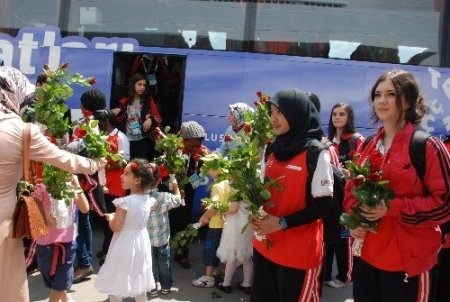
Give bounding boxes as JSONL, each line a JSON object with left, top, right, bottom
{"left": 158, "top": 165, "right": 170, "bottom": 178}
{"left": 265, "top": 138, "right": 272, "bottom": 144}
{"left": 224, "top": 134, "right": 233, "bottom": 142}
{"left": 354, "top": 175, "right": 365, "bottom": 187}
{"left": 243, "top": 123, "right": 252, "bottom": 134}
{"left": 88, "top": 77, "right": 96, "bottom": 85}
{"left": 193, "top": 153, "right": 201, "bottom": 161}
{"left": 254, "top": 101, "right": 259, "bottom": 106}
{"left": 82, "top": 109, "right": 93, "bottom": 117}
{"left": 130, "top": 162, "right": 138, "bottom": 171}
{"left": 260, "top": 97, "right": 266, "bottom": 105}
{"left": 60, "top": 62, "right": 69, "bottom": 69}
{"left": 256, "top": 91, "right": 262, "bottom": 97}
{"left": 369, "top": 150, "right": 384, "bottom": 174}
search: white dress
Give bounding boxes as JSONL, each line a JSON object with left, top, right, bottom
{"left": 216, "top": 202, "right": 253, "bottom": 264}
{"left": 95, "top": 194, "right": 156, "bottom": 297}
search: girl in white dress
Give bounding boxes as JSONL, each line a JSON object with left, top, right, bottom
{"left": 95, "top": 158, "right": 158, "bottom": 302}
{"left": 216, "top": 201, "right": 253, "bottom": 294}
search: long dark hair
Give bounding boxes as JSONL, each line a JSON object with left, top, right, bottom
{"left": 128, "top": 73, "right": 147, "bottom": 101}
{"left": 327, "top": 102, "right": 356, "bottom": 141}
{"left": 369, "top": 70, "right": 427, "bottom": 126}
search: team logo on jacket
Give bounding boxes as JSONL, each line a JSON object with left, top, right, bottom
{"left": 286, "top": 164, "right": 302, "bottom": 171}
{"left": 321, "top": 179, "right": 333, "bottom": 186}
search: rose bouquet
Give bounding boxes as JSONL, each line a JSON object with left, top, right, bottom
{"left": 31, "top": 64, "right": 97, "bottom": 205}
{"left": 154, "top": 126, "right": 191, "bottom": 187}
{"left": 339, "top": 150, "right": 395, "bottom": 256}
{"left": 200, "top": 91, "right": 280, "bottom": 248}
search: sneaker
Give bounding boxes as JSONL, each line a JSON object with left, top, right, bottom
{"left": 326, "top": 279, "right": 350, "bottom": 288}
{"left": 149, "top": 289, "right": 158, "bottom": 297}
{"left": 160, "top": 288, "right": 171, "bottom": 295}
{"left": 192, "top": 275, "right": 215, "bottom": 288}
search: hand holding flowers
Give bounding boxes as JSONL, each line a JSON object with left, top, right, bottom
{"left": 200, "top": 91, "right": 280, "bottom": 249}
{"left": 340, "top": 150, "right": 395, "bottom": 255}
{"left": 154, "top": 126, "right": 190, "bottom": 187}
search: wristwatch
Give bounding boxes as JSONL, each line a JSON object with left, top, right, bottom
{"left": 278, "top": 217, "right": 288, "bottom": 231}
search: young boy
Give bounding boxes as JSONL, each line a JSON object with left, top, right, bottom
{"left": 192, "top": 170, "right": 230, "bottom": 288}
{"left": 147, "top": 174, "right": 182, "bottom": 296}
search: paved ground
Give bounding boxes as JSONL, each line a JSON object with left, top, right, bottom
{"left": 28, "top": 225, "right": 354, "bottom": 302}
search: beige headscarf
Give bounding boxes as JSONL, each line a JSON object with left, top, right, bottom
{"left": 0, "top": 66, "right": 34, "bottom": 115}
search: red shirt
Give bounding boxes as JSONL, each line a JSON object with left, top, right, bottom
{"left": 253, "top": 151, "right": 323, "bottom": 269}
{"left": 105, "top": 132, "right": 126, "bottom": 197}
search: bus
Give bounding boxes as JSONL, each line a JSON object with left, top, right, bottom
{"left": 1, "top": 0, "right": 449, "bottom": 214}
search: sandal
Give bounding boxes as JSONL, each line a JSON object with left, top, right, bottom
{"left": 73, "top": 266, "right": 94, "bottom": 284}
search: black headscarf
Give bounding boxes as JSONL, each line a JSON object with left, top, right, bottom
{"left": 266, "top": 88, "right": 323, "bottom": 161}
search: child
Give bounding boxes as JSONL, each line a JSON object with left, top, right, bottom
{"left": 34, "top": 175, "right": 89, "bottom": 302}
{"left": 147, "top": 174, "right": 182, "bottom": 296}
{"left": 171, "top": 120, "right": 209, "bottom": 269}
{"left": 70, "top": 88, "right": 107, "bottom": 283}
{"left": 95, "top": 158, "right": 158, "bottom": 302}
{"left": 215, "top": 201, "right": 253, "bottom": 294}
{"left": 192, "top": 170, "right": 230, "bottom": 288}
{"left": 94, "top": 109, "right": 130, "bottom": 266}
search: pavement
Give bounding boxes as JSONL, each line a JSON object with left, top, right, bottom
{"left": 28, "top": 225, "right": 354, "bottom": 302}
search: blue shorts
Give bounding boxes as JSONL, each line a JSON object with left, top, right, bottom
{"left": 36, "top": 241, "right": 76, "bottom": 291}
{"left": 202, "top": 228, "right": 222, "bottom": 267}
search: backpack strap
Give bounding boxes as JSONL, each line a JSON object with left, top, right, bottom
{"left": 361, "top": 134, "right": 375, "bottom": 151}
{"left": 409, "top": 130, "right": 430, "bottom": 182}
{"left": 348, "top": 132, "right": 362, "bottom": 152}
{"left": 306, "top": 139, "right": 325, "bottom": 177}
{"left": 360, "top": 131, "right": 429, "bottom": 181}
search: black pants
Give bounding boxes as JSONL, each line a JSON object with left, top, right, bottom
{"left": 429, "top": 247, "right": 450, "bottom": 302}
{"left": 323, "top": 237, "right": 352, "bottom": 282}
{"left": 250, "top": 249, "right": 320, "bottom": 302}
{"left": 168, "top": 185, "right": 194, "bottom": 259}
{"left": 101, "top": 194, "right": 117, "bottom": 254}
{"left": 130, "top": 137, "right": 156, "bottom": 162}
{"left": 353, "top": 257, "right": 425, "bottom": 302}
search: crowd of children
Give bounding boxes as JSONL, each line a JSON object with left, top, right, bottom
{"left": 3, "top": 65, "right": 449, "bottom": 302}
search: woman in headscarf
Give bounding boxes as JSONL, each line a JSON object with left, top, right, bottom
{"left": 0, "top": 66, "right": 103, "bottom": 301}
{"left": 218, "top": 102, "right": 254, "bottom": 156}
{"left": 251, "top": 88, "right": 334, "bottom": 302}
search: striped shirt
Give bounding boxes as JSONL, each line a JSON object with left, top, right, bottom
{"left": 146, "top": 190, "right": 182, "bottom": 247}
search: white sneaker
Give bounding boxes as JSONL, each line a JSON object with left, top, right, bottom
{"left": 192, "top": 275, "right": 215, "bottom": 288}
{"left": 326, "top": 279, "right": 351, "bottom": 288}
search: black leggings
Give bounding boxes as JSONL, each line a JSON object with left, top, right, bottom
{"left": 353, "top": 257, "right": 425, "bottom": 302}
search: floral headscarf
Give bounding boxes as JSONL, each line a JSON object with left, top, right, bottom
{"left": 0, "top": 66, "right": 34, "bottom": 115}
{"left": 229, "top": 102, "right": 254, "bottom": 132}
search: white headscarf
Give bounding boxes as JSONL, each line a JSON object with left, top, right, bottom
{"left": 229, "top": 102, "right": 254, "bottom": 131}
{"left": 0, "top": 66, "right": 34, "bottom": 115}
